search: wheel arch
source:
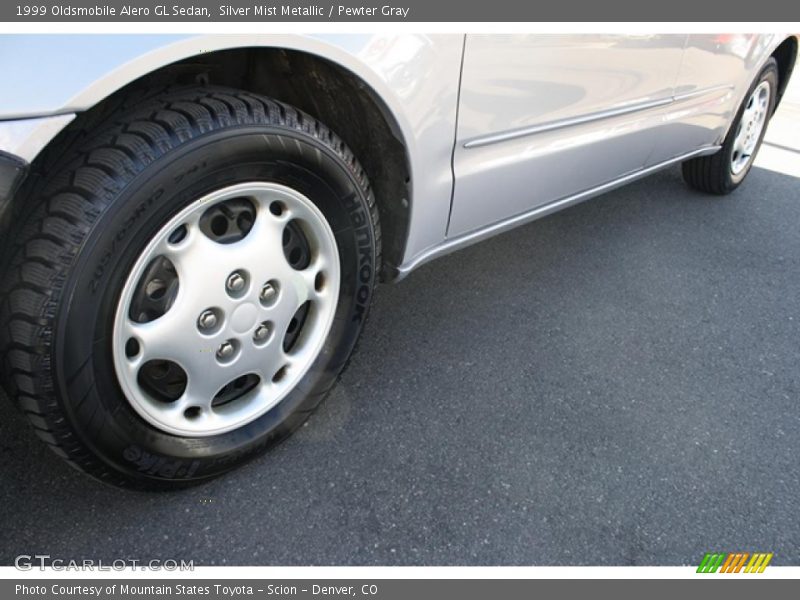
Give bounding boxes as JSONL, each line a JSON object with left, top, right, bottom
{"left": 772, "top": 35, "right": 798, "bottom": 111}
{"left": 12, "top": 38, "right": 414, "bottom": 281}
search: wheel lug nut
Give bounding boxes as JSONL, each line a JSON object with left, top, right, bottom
{"left": 254, "top": 323, "right": 271, "bottom": 342}
{"left": 260, "top": 283, "right": 277, "bottom": 303}
{"left": 197, "top": 310, "right": 218, "bottom": 330}
{"left": 216, "top": 341, "right": 235, "bottom": 360}
{"left": 226, "top": 271, "right": 246, "bottom": 293}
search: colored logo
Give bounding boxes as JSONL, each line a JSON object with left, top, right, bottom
{"left": 697, "top": 552, "right": 773, "bottom": 573}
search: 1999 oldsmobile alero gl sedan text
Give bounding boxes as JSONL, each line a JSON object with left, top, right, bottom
{"left": 0, "top": 34, "right": 796, "bottom": 488}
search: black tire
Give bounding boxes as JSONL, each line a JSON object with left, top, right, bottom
{"left": 0, "top": 85, "right": 381, "bottom": 490}
{"left": 682, "top": 57, "right": 778, "bottom": 195}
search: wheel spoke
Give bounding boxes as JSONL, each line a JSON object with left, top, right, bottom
{"left": 291, "top": 256, "right": 327, "bottom": 303}
{"left": 730, "top": 80, "right": 771, "bottom": 176}
{"left": 239, "top": 203, "right": 290, "bottom": 254}
{"left": 123, "top": 313, "right": 188, "bottom": 365}
{"left": 733, "top": 124, "right": 746, "bottom": 154}
{"left": 252, "top": 342, "right": 294, "bottom": 385}
{"left": 180, "top": 370, "right": 231, "bottom": 411}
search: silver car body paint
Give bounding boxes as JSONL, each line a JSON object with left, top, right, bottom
{"left": 0, "top": 113, "right": 75, "bottom": 162}
{"left": 0, "top": 33, "right": 792, "bottom": 277}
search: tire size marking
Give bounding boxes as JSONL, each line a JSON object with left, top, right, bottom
{"left": 89, "top": 187, "right": 163, "bottom": 294}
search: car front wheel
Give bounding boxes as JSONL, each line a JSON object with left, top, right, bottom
{"left": 0, "top": 86, "right": 380, "bottom": 489}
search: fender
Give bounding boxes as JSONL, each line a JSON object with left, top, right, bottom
{"left": 0, "top": 33, "right": 465, "bottom": 267}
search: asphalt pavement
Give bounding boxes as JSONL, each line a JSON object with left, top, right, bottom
{"left": 1, "top": 105, "right": 799, "bottom": 566}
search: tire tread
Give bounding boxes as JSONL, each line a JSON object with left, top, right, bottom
{"left": 0, "top": 85, "right": 381, "bottom": 488}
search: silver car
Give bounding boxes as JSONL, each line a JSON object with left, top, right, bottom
{"left": 0, "top": 34, "right": 796, "bottom": 488}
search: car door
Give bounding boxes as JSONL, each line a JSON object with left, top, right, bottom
{"left": 646, "top": 34, "right": 777, "bottom": 166}
{"left": 448, "top": 34, "right": 687, "bottom": 237}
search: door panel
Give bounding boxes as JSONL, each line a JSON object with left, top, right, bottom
{"left": 449, "top": 34, "right": 686, "bottom": 237}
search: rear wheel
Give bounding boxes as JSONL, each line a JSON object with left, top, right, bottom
{"left": 0, "top": 86, "right": 380, "bottom": 489}
{"left": 682, "top": 57, "right": 778, "bottom": 195}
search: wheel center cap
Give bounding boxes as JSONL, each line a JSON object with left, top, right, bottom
{"left": 231, "top": 303, "right": 258, "bottom": 334}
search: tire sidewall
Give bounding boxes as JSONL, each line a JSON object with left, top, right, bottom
{"left": 54, "top": 125, "right": 377, "bottom": 484}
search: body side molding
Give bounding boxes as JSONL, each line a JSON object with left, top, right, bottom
{"left": 393, "top": 145, "right": 721, "bottom": 279}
